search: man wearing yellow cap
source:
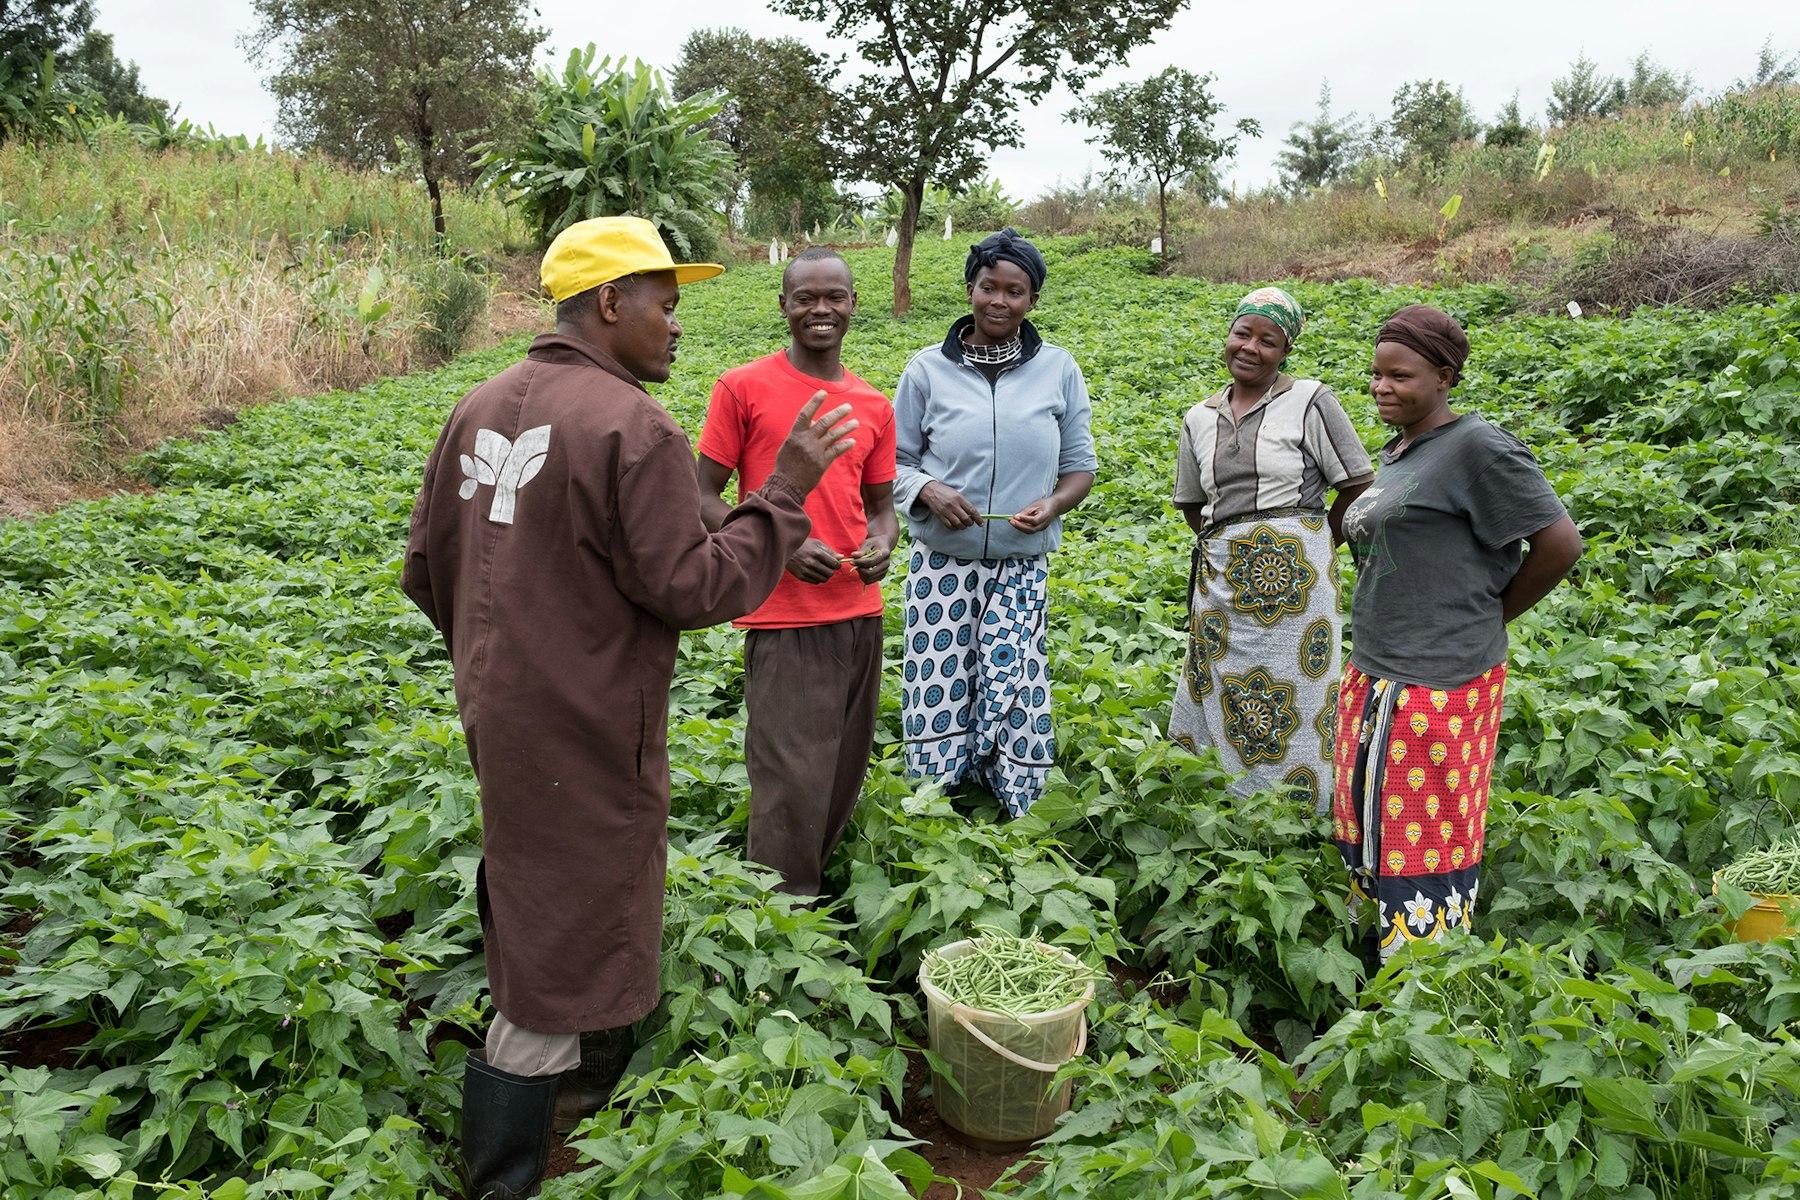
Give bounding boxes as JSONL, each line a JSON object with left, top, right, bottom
{"left": 402, "top": 216, "right": 858, "bottom": 1198}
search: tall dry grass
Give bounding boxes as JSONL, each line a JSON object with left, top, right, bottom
{"left": 0, "top": 127, "right": 543, "bottom": 511}
{"left": 4, "top": 122, "right": 522, "bottom": 254}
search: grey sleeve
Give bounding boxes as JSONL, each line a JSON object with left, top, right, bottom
{"left": 1056, "top": 357, "right": 1099, "bottom": 476}
{"left": 1464, "top": 440, "right": 1568, "bottom": 549}
{"left": 891, "top": 359, "right": 933, "bottom": 517}
{"left": 1173, "top": 412, "right": 1204, "bottom": 503}
{"left": 1303, "top": 385, "right": 1375, "bottom": 487}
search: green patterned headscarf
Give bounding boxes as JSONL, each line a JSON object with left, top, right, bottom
{"left": 1231, "top": 286, "right": 1305, "bottom": 354}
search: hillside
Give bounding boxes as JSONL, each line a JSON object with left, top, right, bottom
{"left": 1022, "top": 86, "right": 1800, "bottom": 299}
{"left": 0, "top": 124, "right": 545, "bottom": 514}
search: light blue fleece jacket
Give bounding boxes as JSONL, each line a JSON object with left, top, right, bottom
{"left": 892, "top": 317, "right": 1099, "bottom": 560}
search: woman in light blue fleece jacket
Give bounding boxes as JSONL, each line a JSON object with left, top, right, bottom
{"left": 891, "top": 228, "right": 1098, "bottom": 816}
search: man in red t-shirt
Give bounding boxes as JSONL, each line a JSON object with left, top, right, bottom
{"left": 696, "top": 248, "right": 898, "bottom": 896}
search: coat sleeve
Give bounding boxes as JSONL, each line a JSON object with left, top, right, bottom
{"left": 401, "top": 418, "right": 453, "bottom": 630}
{"left": 611, "top": 427, "right": 813, "bottom": 631}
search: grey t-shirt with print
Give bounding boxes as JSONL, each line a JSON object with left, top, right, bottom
{"left": 1341, "top": 414, "right": 1568, "bottom": 689}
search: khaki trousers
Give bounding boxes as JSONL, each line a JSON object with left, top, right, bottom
{"left": 484, "top": 1012, "right": 578, "bottom": 1077}
{"left": 744, "top": 616, "right": 883, "bottom": 896}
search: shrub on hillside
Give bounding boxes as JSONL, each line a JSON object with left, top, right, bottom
{"left": 0, "top": 108, "right": 531, "bottom": 503}
{"left": 1553, "top": 214, "right": 1800, "bottom": 310}
{"left": 1176, "top": 188, "right": 1439, "bottom": 282}
{"left": 415, "top": 257, "right": 490, "bottom": 362}
{"left": 1015, "top": 174, "right": 1148, "bottom": 235}
{"left": 0, "top": 245, "right": 168, "bottom": 453}
{"left": 5, "top": 123, "right": 519, "bottom": 254}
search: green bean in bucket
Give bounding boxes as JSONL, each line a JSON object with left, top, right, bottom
{"left": 923, "top": 933, "right": 1100, "bottom": 1017}
{"left": 1718, "top": 834, "right": 1800, "bottom": 895}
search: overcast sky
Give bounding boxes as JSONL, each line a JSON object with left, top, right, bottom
{"left": 96, "top": 1, "right": 1798, "bottom": 200}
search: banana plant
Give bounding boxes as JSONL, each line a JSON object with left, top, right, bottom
{"left": 475, "top": 47, "right": 732, "bottom": 255}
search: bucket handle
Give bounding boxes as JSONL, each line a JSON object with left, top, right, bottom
{"left": 949, "top": 1005, "right": 1087, "bottom": 1074}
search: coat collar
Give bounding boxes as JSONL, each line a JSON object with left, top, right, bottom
{"left": 527, "top": 332, "right": 647, "bottom": 392}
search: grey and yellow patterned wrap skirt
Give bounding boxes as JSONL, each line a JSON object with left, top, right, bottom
{"left": 1168, "top": 509, "right": 1343, "bottom": 814}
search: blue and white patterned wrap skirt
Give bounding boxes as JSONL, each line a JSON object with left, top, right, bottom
{"left": 900, "top": 547, "right": 1053, "bottom": 816}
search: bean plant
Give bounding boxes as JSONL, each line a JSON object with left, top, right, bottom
{"left": 1, "top": 237, "right": 1797, "bottom": 1197}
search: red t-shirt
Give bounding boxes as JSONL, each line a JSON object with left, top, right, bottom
{"left": 697, "top": 351, "right": 897, "bottom": 629}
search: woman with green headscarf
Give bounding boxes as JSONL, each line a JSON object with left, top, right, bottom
{"left": 1169, "top": 287, "right": 1374, "bottom": 812}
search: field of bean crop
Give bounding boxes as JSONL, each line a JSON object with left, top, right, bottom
{"left": 2, "top": 235, "right": 1798, "bottom": 1198}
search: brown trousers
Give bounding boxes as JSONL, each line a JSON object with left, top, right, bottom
{"left": 744, "top": 616, "right": 883, "bottom": 896}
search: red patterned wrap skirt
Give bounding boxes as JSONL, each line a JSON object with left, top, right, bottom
{"left": 1331, "top": 661, "right": 1507, "bottom": 960}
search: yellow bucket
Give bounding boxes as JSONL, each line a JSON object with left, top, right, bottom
{"left": 1713, "top": 874, "right": 1798, "bottom": 943}
{"left": 919, "top": 939, "right": 1093, "bottom": 1151}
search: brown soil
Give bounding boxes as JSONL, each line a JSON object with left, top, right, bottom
{"left": 0, "top": 1018, "right": 96, "bottom": 1070}
{"left": 0, "top": 460, "right": 155, "bottom": 521}
{"left": 485, "top": 252, "right": 551, "bottom": 347}
{"left": 1108, "top": 960, "right": 1187, "bottom": 1008}
{"left": 374, "top": 911, "right": 416, "bottom": 943}
{"left": 901, "top": 1050, "right": 1042, "bottom": 1199}
{"left": 0, "top": 907, "right": 37, "bottom": 981}
{"left": 543, "top": 1136, "right": 583, "bottom": 1183}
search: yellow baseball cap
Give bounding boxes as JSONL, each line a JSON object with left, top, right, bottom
{"left": 540, "top": 215, "right": 724, "bottom": 301}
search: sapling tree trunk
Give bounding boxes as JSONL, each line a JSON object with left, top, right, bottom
{"left": 893, "top": 176, "right": 924, "bottom": 316}
{"left": 414, "top": 103, "right": 447, "bottom": 246}
{"left": 1156, "top": 173, "right": 1171, "bottom": 271}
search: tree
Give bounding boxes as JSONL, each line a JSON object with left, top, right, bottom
{"left": 1383, "top": 80, "right": 1480, "bottom": 168}
{"left": 477, "top": 49, "right": 733, "bottom": 256}
{"left": 243, "top": 0, "right": 544, "bottom": 243}
{"left": 66, "top": 28, "right": 166, "bottom": 123}
{"left": 670, "top": 28, "right": 839, "bottom": 240}
{"left": 1276, "top": 81, "right": 1360, "bottom": 193}
{"left": 1486, "top": 91, "right": 1531, "bottom": 148}
{"left": 1547, "top": 53, "right": 1624, "bottom": 124}
{"left": 768, "top": 0, "right": 1186, "bottom": 314}
{"left": 1622, "top": 51, "right": 1691, "bottom": 109}
{"left": 0, "top": 0, "right": 92, "bottom": 68}
{"left": 0, "top": 1, "right": 164, "bottom": 133}
{"left": 1734, "top": 37, "right": 1798, "bottom": 92}
{"left": 1072, "top": 67, "right": 1258, "bottom": 267}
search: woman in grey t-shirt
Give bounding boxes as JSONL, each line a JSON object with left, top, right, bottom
{"left": 1332, "top": 305, "right": 1584, "bottom": 966}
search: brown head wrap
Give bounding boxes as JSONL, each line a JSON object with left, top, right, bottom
{"left": 1376, "top": 305, "right": 1470, "bottom": 385}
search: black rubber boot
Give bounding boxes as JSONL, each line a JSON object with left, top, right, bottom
{"left": 460, "top": 1052, "right": 558, "bottom": 1199}
{"left": 552, "top": 1026, "right": 634, "bottom": 1134}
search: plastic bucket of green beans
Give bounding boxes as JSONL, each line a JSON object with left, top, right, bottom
{"left": 919, "top": 935, "right": 1097, "bottom": 1150}
{"left": 1714, "top": 835, "right": 1800, "bottom": 942}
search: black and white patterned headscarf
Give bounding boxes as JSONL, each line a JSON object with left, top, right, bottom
{"left": 964, "top": 227, "right": 1046, "bottom": 293}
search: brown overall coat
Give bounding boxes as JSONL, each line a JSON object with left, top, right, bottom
{"left": 403, "top": 333, "right": 810, "bottom": 1032}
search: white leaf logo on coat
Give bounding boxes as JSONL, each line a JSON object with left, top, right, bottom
{"left": 457, "top": 425, "right": 552, "bottom": 525}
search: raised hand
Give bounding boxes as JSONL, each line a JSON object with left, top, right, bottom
{"left": 773, "top": 391, "right": 858, "bottom": 495}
